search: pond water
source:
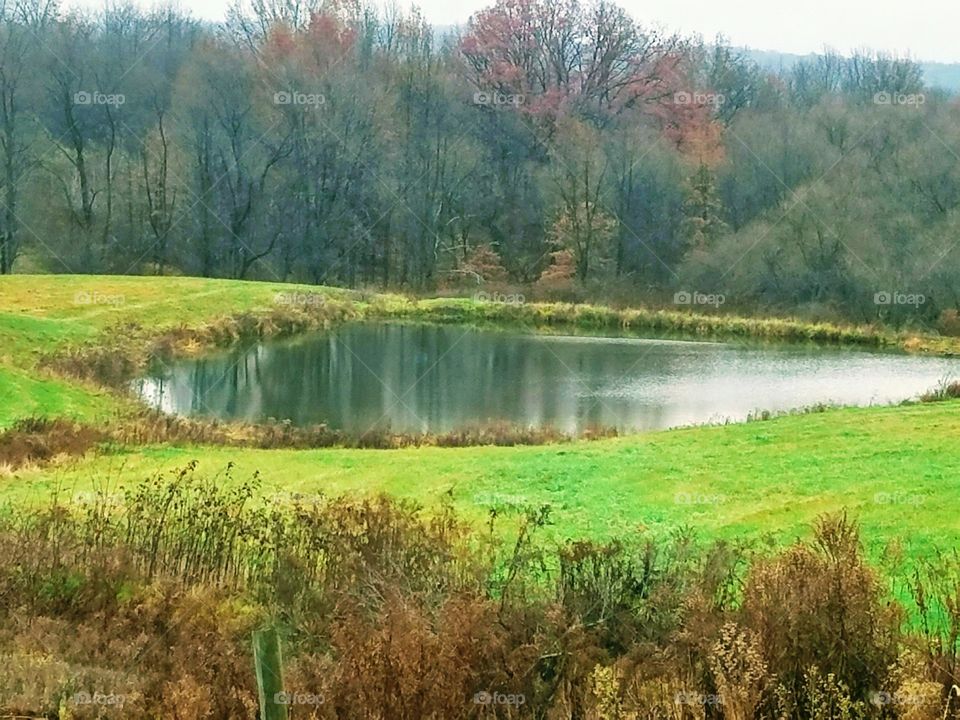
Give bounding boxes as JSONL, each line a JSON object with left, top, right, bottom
{"left": 134, "top": 322, "right": 960, "bottom": 434}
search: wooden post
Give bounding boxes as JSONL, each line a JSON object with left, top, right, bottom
{"left": 252, "top": 626, "right": 288, "bottom": 720}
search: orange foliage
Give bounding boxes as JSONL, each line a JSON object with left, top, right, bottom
{"left": 536, "top": 248, "right": 577, "bottom": 289}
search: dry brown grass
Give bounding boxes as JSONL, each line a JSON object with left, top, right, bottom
{"left": 0, "top": 417, "right": 106, "bottom": 468}
{"left": 113, "top": 410, "right": 618, "bottom": 449}
{"left": 3, "top": 468, "right": 960, "bottom": 718}
{"left": 0, "top": 411, "right": 618, "bottom": 472}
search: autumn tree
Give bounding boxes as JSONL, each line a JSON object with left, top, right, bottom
{"left": 447, "top": 243, "right": 509, "bottom": 287}
{"left": 459, "top": 0, "right": 681, "bottom": 118}
{"left": 535, "top": 247, "right": 577, "bottom": 292}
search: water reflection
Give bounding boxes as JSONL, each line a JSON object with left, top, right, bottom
{"left": 135, "top": 323, "right": 960, "bottom": 433}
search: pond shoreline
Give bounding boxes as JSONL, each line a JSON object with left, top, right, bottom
{"left": 3, "top": 275, "right": 958, "bottom": 444}
{"left": 138, "top": 321, "right": 960, "bottom": 435}
{"left": 42, "top": 291, "right": 960, "bottom": 394}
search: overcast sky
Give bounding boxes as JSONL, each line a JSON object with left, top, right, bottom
{"left": 67, "top": 0, "right": 960, "bottom": 63}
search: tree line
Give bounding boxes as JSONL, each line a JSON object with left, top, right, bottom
{"left": 0, "top": 0, "right": 954, "bottom": 326}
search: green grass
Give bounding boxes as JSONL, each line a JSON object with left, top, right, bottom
{"left": 1, "top": 273, "right": 958, "bottom": 559}
{"left": 0, "top": 365, "right": 116, "bottom": 427}
{"left": 6, "top": 401, "right": 959, "bottom": 561}
{"left": 0, "top": 275, "right": 351, "bottom": 366}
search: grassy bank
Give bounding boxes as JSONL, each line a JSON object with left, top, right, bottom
{"left": 6, "top": 400, "right": 959, "bottom": 562}
{"left": 2, "top": 274, "right": 959, "bottom": 428}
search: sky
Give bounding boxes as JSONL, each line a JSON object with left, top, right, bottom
{"left": 65, "top": 0, "right": 960, "bottom": 63}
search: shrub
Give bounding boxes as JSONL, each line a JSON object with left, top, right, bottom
{"left": 0, "top": 474, "right": 954, "bottom": 719}
{"left": 920, "top": 378, "right": 960, "bottom": 403}
{"left": 740, "top": 514, "right": 903, "bottom": 716}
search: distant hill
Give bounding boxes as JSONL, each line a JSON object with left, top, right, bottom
{"left": 916, "top": 61, "right": 960, "bottom": 92}
{"left": 743, "top": 48, "right": 960, "bottom": 92}
{"left": 435, "top": 27, "right": 960, "bottom": 93}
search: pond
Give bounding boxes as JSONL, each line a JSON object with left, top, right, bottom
{"left": 135, "top": 322, "right": 960, "bottom": 434}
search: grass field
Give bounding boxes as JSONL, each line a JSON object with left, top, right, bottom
{"left": 1, "top": 274, "right": 958, "bottom": 561}
{"left": 3, "top": 400, "right": 958, "bottom": 561}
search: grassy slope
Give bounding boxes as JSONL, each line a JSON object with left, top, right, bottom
{"left": 0, "top": 275, "right": 347, "bottom": 363}
{"left": 0, "top": 275, "right": 352, "bottom": 425}
{"left": 5, "top": 401, "right": 959, "bottom": 560}
{"left": 0, "top": 366, "right": 116, "bottom": 426}
{"left": 1, "top": 274, "right": 957, "bottom": 557}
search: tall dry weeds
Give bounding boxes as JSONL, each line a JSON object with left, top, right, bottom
{"left": 0, "top": 472, "right": 954, "bottom": 719}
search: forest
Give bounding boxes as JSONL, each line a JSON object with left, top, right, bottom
{"left": 0, "top": 0, "right": 954, "bottom": 327}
